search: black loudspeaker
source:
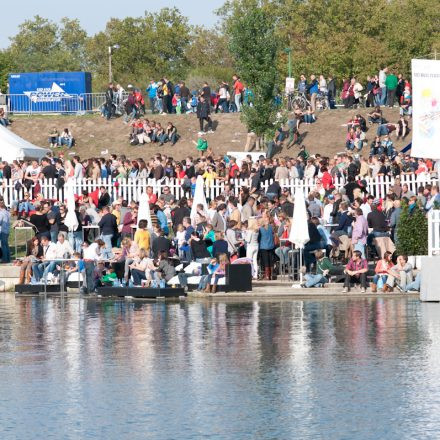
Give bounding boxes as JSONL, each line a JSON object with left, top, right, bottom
{"left": 226, "top": 264, "right": 252, "bottom": 292}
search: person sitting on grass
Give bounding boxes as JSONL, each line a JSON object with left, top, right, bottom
{"left": 0, "top": 108, "right": 10, "bottom": 127}
{"left": 368, "top": 106, "right": 383, "bottom": 124}
{"left": 58, "top": 128, "right": 74, "bottom": 148}
{"left": 342, "top": 250, "right": 368, "bottom": 293}
{"left": 159, "top": 122, "right": 178, "bottom": 146}
{"left": 48, "top": 127, "right": 59, "bottom": 148}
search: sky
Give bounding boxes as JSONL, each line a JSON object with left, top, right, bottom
{"left": 1, "top": 0, "right": 226, "bottom": 48}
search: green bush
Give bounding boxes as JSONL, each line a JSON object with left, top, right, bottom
{"left": 396, "top": 203, "right": 428, "bottom": 256}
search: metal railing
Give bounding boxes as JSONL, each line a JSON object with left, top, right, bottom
{"left": 4, "top": 92, "right": 129, "bottom": 115}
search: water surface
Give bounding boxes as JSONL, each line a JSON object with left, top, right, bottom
{"left": 1, "top": 295, "right": 440, "bottom": 439}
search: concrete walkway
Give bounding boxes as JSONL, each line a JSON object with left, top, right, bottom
{"left": 187, "top": 280, "right": 419, "bottom": 300}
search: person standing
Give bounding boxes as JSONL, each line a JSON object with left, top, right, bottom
{"left": 259, "top": 219, "right": 275, "bottom": 280}
{"left": 196, "top": 96, "right": 213, "bottom": 134}
{"left": 0, "top": 201, "right": 11, "bottom": 263}
{"left": 98, "top": 206, "right": 117, "bottom": 259}
{"left": 307, "top": 74, "right": 319, "bottom": 112}
{"left": 327, "top": 75, "right": 336, "bottom": 109}
{"left": 351, "top": 208, "right": 368, "bottom": 258}
{"left": 146, "top": 80, "right": 158, "bottom": 114}
{"left": 385, "top": 70, "right": 398, "bottom": 107}
{"left": 378, "top": 66, "right": 388, "bottom": 106}
{"left": 105, "top": 83, "right": 114, "bottom": 119}
{"left": 232, "top": 74, "right": 244, "bottom": 112}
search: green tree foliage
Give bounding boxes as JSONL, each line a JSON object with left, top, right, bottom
{"left": 0, "top": 51, "right": 14, "bottom": 91}
{"left": 7, "top": 16, "right": 88, "bottom": 73}
{"left": 227, "top": 2, "right": 280, "bottom": 137}
{"left": 219, "top": 0, "right": 440, "bottom": 84}
{"left": 396, "top": 204, "right": 428, "bottom": 256}
{"left": 86, "top": 8, "right": 191, "bottom": 90}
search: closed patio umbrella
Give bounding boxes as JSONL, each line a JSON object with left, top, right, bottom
{"left": 289, "top": 188, "right": 310, "bottom": 283}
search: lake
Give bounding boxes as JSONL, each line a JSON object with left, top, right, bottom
{"left": 1, "top": 295, "right": 440, "bottom": 439}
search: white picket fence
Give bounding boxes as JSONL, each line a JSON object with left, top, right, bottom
{"left": 1, "top": 173, "right": 437, "bottom": 209}
{"left": 429, "top": 210, "right": 440, "bottom": 257}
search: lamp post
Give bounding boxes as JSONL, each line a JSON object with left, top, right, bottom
{"left": 284, "top": 47, "right": 292, "bottom": 78}
{"left": 108, "top": 44, "right": 120, "bottom": 83}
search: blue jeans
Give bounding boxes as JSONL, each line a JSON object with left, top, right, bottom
{"left": 32, "top": 262, "right": 48, "bottom": 282}
{"left": 380, "top": 87, "right": 387, "bottom": 105}
{"left": 58, "top": 137, "right": 73, "bottom": 148}
{"left": 149, "top": 97, "right": 156, "bottom": 113}
{"left": 101, "top": 234, "right": 114, "bottom": 259}
{"left": 235, "top": 94, "right": 241, "bottom": 112}
{"left": 275, "top": 246, "right": 290, "bottom": 266}
{"left": 373, "top": 274, "right": 387, "bottom": 285}
{"left": 377, "top": 124, "right": 389, "bottom": 136}
{"left": 68, "top": 231, "right": 83, "bottom": 253}
{"left": 304, "top": 273, "right": 327, "bottom": 288}
{"left": 1, "top": 232, "right": 10, "bottom": 263}
{"left": 405, "top": 273, "right": 421, "bottom": 292}
{"left": 42, "top": 261, "right": 59, "bottom": 282}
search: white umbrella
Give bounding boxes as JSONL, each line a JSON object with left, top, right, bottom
{"left": 137, "top": 191, "right": 153, "bottom": 230}
{"left": 64, "top": 179, "right": 79, "bottom": 232}
{"left": 190, "top": 175, "right": 208, "bottom": 225}
{"left": 289, "top": 188, "right": 310, "bottom": 283}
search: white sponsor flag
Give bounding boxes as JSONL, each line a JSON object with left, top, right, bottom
{"left": 412, "top": 59, "right": 440, "bottom": 159}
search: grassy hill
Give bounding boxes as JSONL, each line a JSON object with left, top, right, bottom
{"left": 8, "top": 107, "right": 409, "bottom": 160}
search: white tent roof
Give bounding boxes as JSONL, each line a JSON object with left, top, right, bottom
{"left": 0, "top": 125, "right": 50, "bottom": 162}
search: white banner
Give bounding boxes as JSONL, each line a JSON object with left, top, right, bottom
{"left": 412, "top": 59, "right": 440, "bottom": 158}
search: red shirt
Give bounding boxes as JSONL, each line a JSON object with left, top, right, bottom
{"left": 234, "top": 80, "right": 244, "bottom": 94}
{"left": 229, "top": 164, "right": 239, "bottom": 178}
{"left": 148, "top": 193, "right": 157, "bottom": 204}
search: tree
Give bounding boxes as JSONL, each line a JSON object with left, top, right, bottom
{"left": 7, "top": 16, "right": 88, "bottom": 73}
{"left": 396, "top": 204, "right": 428, "bottom": 256}
{"left": 0, "top": 50, "right": 14, "bottom": 91}
{"left": 226, "top": 2, "right": 281, "bottom": 140}
{"left": 86, "top": 8, "right": 191, "bottom": 90}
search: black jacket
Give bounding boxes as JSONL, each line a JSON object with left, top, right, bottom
{"left": 196, "top": 100, "right": 211, "bottom": 119}
{"left": 98, "top": 213, "right": 118, "bottom": 236}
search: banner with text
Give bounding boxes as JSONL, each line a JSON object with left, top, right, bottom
{"left": 412, "top": 59, "right": 440, "bottom": 158}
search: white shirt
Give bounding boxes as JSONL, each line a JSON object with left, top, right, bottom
{"left": 26, "top": 165, "right": 41, "bottom": 179}
{"left": 43, "top": 242, "right": 57, "bottom": 260}
{"left": 83, "top": 243, "right": 101, "bottom": 260}
{"left": 323, "top": 203, "right": 334, "bottom": 224}
{"left": 74, "top": 163, "right": 84, "bottom": 179}
{"left": 360, "top": 203, "right": 372, "bottom": 218}
{"left": 54, "top": 240, "right": 74, "bottom": 259}
{"left": 304, "top": 165, "right": 316, "bottom": 179}
{"left": 379, "top": 70, "right": 386, "bottom": 88}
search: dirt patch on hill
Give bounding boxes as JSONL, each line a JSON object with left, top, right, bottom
{"left": 8, "top": 107, "right": 409, "bottom": 160}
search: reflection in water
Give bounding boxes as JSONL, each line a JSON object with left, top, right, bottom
{"left": 0, "top": 296, "right": 439, "bottom": 439}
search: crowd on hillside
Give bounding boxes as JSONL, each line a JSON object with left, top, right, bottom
{"left": 0, "top": 65, "right": 435, "bottom": 294}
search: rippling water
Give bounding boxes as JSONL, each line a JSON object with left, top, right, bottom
{"left": 1, "top": 295, "right": 440, "bottom": 439}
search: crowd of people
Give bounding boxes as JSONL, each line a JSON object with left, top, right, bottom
{"left": 0, "top": 141, "right": 436, "bottom": 294}
{"left": 0, "top": 64, "right": 436, "bottom": 295}
{"left": 101, "top": 74, "right": 250, "bottom": 123}
{"left": 293, "top": 67, "right": 412, "bottom": 117}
